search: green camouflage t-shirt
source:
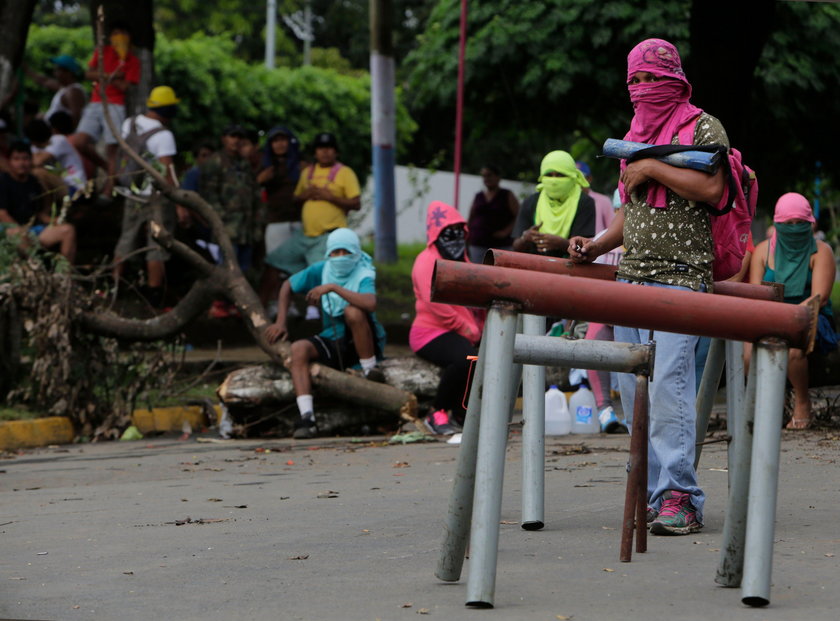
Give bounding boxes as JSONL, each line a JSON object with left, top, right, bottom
{"left": 617, "top": 113, "right": 729, "bottom": 291}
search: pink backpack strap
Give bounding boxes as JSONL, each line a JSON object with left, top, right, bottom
{"left": 306, "top": 163, "right": 343, "bottom": 183}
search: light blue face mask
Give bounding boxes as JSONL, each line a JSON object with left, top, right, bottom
{"left": 328, "top": 254, "right": 359, "bottom": 278}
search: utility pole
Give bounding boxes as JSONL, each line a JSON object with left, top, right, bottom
{"left": 303, "top": 0, "right": 312, "bottom": 66}
{"left": 265, "top": 0, "right": 276, "bottom": 69}
{"left": 370, "top": 0, "right": 397, "bottom": 262}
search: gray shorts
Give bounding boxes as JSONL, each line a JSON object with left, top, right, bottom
{"left": 264, "top": 229, "right": 328, "bottom": 276}
{"left": 114, "top": 198, "right": 176, "bottom": 262}
{"left": 77, "top": 102, "right": 126, "bottom": 144}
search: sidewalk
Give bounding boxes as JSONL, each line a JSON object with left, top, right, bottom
{"left": 1, "top": 426, "right": 838, "bottom": 620}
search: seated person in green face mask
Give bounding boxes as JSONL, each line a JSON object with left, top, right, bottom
{"left": 512, "top": 150, "right": 595, "bottom": 256}
{"left": 745, "top": 192, "right": 836, "bottom": 430}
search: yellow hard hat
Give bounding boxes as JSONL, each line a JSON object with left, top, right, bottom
{"left": 147, "top": 85, "right": 180, "bottom": 108}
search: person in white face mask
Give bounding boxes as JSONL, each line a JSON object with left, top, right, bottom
{"left": 265, "top": 228, "right": 387, "bottom": 438}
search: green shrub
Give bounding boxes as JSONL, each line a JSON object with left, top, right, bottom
{"left": 23, "top": 27, "right": 418, "bottom": 178}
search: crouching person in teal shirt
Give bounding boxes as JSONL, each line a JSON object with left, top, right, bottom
{"left": 265, "top": 228, "right": 386, "bottom": 438}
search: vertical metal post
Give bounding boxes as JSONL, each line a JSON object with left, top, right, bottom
{"left": 521, "top": 313, "right": 545, "bottom": 530}
{"left": 369, "top": 0, "right": 397, "bottom": 262}
{"left": 453, "top": 0, "right": 468, "bottom": 209}
{"left": 621, "top": 373, "right": 648, "bottom": 561}
{"left": 694, "top": 338, "right": 725, "bottom": 468}
{"left": 741, "top": 338, "right": 789, "bottom": 607}
{"left": 716, "top": 347, "right": 756, "bottom": 587}
{"left": 436, "top": 335, "right": 487, "bottom": 582}
{"left": 302, "top": 0, "right": 313, "bottom": 65}
{"left": 465, "top": 303, "right": 519, "bottom": 608}
{"left": 265, "top": 0, "right": 277, "bottom": 69}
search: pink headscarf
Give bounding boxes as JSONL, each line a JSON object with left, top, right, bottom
{"left": 620, "top": 39, "right": 704, "bottom": 208}
{"left": 769, "top": 192, "right": 815, "bottom": 255}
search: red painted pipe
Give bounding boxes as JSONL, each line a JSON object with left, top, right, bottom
{"left": 484, "top": 249, "right": 784, "bottom": 302}
{"left": 431, "top": 260, "right": 817, "bottom": 350}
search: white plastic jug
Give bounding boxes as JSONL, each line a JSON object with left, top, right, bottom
{"left": 544, "top": 385, "right": 571, "bottom": 436}
{"left": 569, "top": 383, "right": 599, "bottom": 434}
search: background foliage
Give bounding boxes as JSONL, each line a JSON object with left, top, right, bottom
{"left": 23, "top": 26, "right": 418, "bottom": 176}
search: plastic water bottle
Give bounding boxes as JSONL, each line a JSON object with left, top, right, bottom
{"left": 544, "top": 385, "right": 571, "bottom": 436}
{"left": 570, "top": 382, "right": 599, "bottom": 434}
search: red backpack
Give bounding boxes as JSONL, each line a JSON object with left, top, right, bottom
{"left": 625, "top": 121, "right": 758, "bottom": 281}
{"left": 707, "top": 147, "right": 757, "bottom": 281}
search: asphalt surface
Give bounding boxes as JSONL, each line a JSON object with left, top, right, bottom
{"left": 1, "top": 426, "right": 839, "bottom": 621}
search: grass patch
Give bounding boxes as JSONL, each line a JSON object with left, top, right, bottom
{"left": 135, "top": 382, "right": 219, "bottom": 410}
{"left": 0, "top": 407, "right": 43, "bottom": 422}
{"left": 365, "top": 242, "right": 425, "bottom": 326}
{"left": 831, "top": 281, "right": 840, "bottom": 311}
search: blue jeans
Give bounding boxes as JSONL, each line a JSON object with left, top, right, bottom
{"left": 615, "top": 281, "right": 704, "bottom": 521}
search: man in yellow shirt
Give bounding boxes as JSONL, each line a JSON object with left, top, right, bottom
{"left": 262, "top": 133, "right": 361, "bottom": 314}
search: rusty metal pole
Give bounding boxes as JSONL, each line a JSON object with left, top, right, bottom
{"left": 621, "top": 372, "right": 649, "bottom": 562}
{"left": 431, "top": 261, "right": 816, "bottom": 350}
{"left": 484, "top": 249, "right": 783, "bottom": 302}
{"left": 742, "top": 338, "right": 789, "bottom": 607}
{"left": 436, "top": 334, "right": 487, "bottom": 582}
{"left": 465, "top": 302, "right": 519, "bottom": 608}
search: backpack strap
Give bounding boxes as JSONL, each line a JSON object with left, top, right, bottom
{"left": 306, "top": 163, "right": 343, "bottom": 183}
{"left": 326, "top": 163, "right": 343, "bottom": 183}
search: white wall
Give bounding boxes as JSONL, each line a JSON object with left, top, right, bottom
{"left": 351, "top": 166, "right": 535, "bottom": 244}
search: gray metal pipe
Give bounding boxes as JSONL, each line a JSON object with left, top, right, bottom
{"left": 513, "top": 334, "right": 651, "bottom": 374}
{"left": 716, "top": 345, "right": 756, "bottom": 587}
{"left": 520, "top": 314, "right": 545, "bottom": 530}
{"left": 694, "top": 338, "right": 725, "bottom": 468}
{"left": 436, "top": 335, "right": 487, "bottom": 583}
{"left": 465, "top": 303, "right": 519, "bottom": 608}
{"left": 741, "top": 338, "right": 789, "bottom": 607}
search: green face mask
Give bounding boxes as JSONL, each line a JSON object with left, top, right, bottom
{"left": 775, "top": 222, "right": 813, "bottom": 247}
{"left": 540, "top": 176, "right": 576, "bottom": 202}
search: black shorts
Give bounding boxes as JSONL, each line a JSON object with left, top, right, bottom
{"left": 306, "top": 314, "right": 382, "bottom": 371}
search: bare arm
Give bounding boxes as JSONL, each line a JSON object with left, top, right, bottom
{"left": 0, "top": 208, "right": 16, "bottom": 224}
{"left": 493, "top": 191, "right": 520, "bottom": 239}
{"left": 306, "top": 285, "right": 376, "bottom": 312}
{"left": 33, "top": 151, "right": 56, "bottom": 167}
{"left": 64, "top": 87, "right": 86, "bottom": 126}
{"left": 811, "top": 241, "right": 836, "bottom": 308}
{"left": 621, "top": 159, "right": 726, "bottom": 205}
{"left": 24, "top": 66, "right": 60, "bottom": 92}
{"left": 265, "top": 279, "right": 293, "bottom": 343}
{"left": 256, "top": 166, "right": 275, "bottom": 185}
{"left": 748, "top": 240, "right": 768, "bottom": 285}
{"left": 309, "top": 186, "right": 360, "bottom": 212}
{"left": 568, "top": 207, "right": 625, "bottom": 263}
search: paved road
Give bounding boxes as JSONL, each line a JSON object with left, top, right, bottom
{"left": 1, "top": 428, "right": 838, "bottom": 621}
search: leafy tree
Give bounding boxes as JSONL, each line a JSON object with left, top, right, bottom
{"left": 404, "top": 0, "right": 690, "bottom": 187}
{"left": 23, "top": 26, "right": 418, "bottom": 179}
{"left": 404, "top": 0, "right": 840, "bottom": 207}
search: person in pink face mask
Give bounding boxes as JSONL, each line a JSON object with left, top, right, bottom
{"left": 569, "top": 39, "right": 731, "bottom": 536}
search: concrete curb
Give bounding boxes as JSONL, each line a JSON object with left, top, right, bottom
{"left": 0, "top": 405, "right": 222, "bottom": 451}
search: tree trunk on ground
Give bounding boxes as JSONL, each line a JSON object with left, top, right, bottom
{"left": 0, "top": 0, "right": 37, "bottom": 107}
{"left": 218, "top": 358, "right": 443, "bottom": 406}
{"left": 73, "top": 18, "right": 419, "bottom": 425}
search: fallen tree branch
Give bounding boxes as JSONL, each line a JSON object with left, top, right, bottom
{"left": 88, "top": 6, "right": 418, "bottom": 422}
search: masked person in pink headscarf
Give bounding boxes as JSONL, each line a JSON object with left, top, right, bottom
{"left": 569, "top": 39, "right": 730, "bottom": 536}
{"left": 410, "top": 201, "right": 484, "bottom": 435}
{"left": 746, "top": 193, "right": 836, "bottom": 430}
